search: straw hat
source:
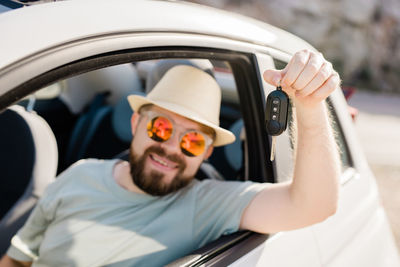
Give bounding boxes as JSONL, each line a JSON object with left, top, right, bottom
{"left": 127, "top": 65, "right": 235, "bottom": 146}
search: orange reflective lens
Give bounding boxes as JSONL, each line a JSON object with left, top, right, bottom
{"left": 180, "top": 131, "right": 206, "bottom": 157}
{"left": 147, "top": 116, "right": 173, "bottom": 142}
{"left": 146, "top": 116, "right": 207, "bottom": 157}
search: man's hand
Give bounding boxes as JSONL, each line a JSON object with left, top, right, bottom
{"left": 240, "top": 49, "right": 341, "bottom": 234}
{"left": 263, "top": 49, "right": 340, "bottom": 109}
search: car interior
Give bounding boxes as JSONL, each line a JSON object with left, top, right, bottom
{"left": 0, "top": 56, "right": 257, "bottom": 257}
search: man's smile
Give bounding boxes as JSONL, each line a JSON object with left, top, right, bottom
{"left": 149, "top": 153, "right": 179, "bottom": 171}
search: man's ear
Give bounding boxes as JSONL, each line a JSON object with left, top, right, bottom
{"left": 130, "top": 112, "right": 140, "bottom": 135}
{"left": 204, "top": 145, "right": 214, "bottom": 160}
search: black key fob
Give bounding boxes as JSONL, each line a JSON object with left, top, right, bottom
{"left": 265, "top": 86, "right": 289, "bottom": 136}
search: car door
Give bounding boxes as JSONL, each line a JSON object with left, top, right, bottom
{"left": 310, "top": 85, "right": 400, "bottom": 266}
{"left": 266, "top": 53, "right": 400, "bottom": 267}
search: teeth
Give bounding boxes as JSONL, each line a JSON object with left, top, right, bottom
{"left": 152, "top": 155, "right": 169, "bottom": 167}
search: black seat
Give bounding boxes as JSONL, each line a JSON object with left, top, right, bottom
{"left": 0, "top": 105, "right": 58, "bottom": 254}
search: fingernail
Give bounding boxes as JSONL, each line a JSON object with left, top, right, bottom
{"left": 273, "top": 75, "right": 280, "bottom": 86}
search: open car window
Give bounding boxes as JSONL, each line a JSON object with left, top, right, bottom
{"left": 2, "top": 47, "right": 273, "bottom": 265}
{"left": 16, "top": 57, "right": 247, "bottom": 180}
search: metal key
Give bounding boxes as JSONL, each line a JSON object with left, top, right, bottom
{"left": 270, "top": 135, "right": 277, "bottom": 161}
{"left": 265, "top": 83, "right": 289, "bottom": 161}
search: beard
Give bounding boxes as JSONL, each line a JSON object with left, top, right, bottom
{"left": 129, "top": 145, "right": 194, "bottom": 196}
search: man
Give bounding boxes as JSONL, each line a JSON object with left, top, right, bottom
{"left": 0, "top": 49, "right": 341, "bottom": 266}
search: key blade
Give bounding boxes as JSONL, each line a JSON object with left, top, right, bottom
{"left": 270, "top": 136, "right": 277, "bottom": 161}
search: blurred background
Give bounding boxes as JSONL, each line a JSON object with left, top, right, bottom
{"left": 191, "top": 0, "right": 400, "bottom": 251}
{"left": 192, "top": 0, "right": 400, "bottom": 94}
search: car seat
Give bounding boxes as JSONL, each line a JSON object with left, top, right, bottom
{"left": 224, "top": 119, "right": 245, "bottom": 179}
{"left": 17, "top": 82, "right": 78, "bottom": 174}
{"left": 62, "top": 64, "right": 144, "bottom": 170}
{"left": 0, "top": 105, "right": 58, "bottom": 254}
{"left": 61, "top": 63, "right": 142, "bottom": 114}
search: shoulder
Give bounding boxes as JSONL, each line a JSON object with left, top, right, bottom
{"left": 67, "top": 158, "right": 113, "bottom": 172}
{"left": 45, "top": 159, "right": 117, "bottom": 194}
{"left": 60, "top": 158, "right": 116, "bottom": 178}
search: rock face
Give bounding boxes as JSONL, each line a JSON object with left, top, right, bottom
{"left": 194, "top": 0, "right": 400, "bottom": 93}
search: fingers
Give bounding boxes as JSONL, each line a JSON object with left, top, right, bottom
{"left": 263, "top": 49, "right": 340, "bottom": 105}
{"left": 291, "top": 52, "right": 325, "bottom": 91}
{"left": 263, "top": 69, "right": 284, "bottom": 87}
{"left": 281, "top": 50, "right": 310, "bottom": 88}
{"left": 296, "top": 61, "right": 333, "bottom": 97}
{"left": 309, "top": 72, "right": 340, "bottom": 101}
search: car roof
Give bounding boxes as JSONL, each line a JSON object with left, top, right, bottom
{"left": 0, "top": 0, "right": 312, "bottom": 71}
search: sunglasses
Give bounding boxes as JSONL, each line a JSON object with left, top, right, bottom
{"left": 140, "top": 110, "right": 213, "bottom": 157}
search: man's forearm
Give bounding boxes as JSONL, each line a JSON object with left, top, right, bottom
{"left": 290, "top": 100, "right": 341, "bottom": 222}
{"left": 0, "top": 255, "right": 32, "bottom": 267}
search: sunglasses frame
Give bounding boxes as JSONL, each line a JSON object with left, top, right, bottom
{"left": 139, "top": 109, "right": 214, "bottom": 157}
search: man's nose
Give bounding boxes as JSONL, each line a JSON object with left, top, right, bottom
{"left": 160, "top": 133, "right": 181, "bottom": 154}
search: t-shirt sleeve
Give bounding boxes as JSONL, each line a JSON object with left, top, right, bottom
{"left": 6, "top": 161, "right": 83, "bottom": 262}
{"left": 192, "top": 180, "right": 267, "bottom": 248}
{"left": 6, "top": 198, "right": 53, "bottom": 262}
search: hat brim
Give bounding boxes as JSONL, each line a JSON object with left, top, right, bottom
{"left": 128, "top": 95, "right": 236, "bottom": 147}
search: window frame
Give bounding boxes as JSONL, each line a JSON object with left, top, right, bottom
{"left": 0, "top": 46, "right": 273, "bottom": 265}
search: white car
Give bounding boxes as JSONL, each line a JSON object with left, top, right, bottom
{"left": 0, "top": 0, "right": 399, "bottom": 266}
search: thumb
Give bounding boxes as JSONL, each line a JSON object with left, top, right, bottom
{"left": 263, "top": 69, "right": 285, "bottom": 87}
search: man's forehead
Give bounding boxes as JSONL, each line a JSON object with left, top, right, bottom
{"left": 140, "top": 105, "right": 214, "bottom": 135}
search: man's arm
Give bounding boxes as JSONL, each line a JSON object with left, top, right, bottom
{"left": 240, "top": 49, "right": 341, "bottom": 233}
{"left": 0, "top": 255, "right": 31, "bottom": 267}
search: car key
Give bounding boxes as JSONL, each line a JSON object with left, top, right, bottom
{"left": 265, "top": 84, "right": 289, "bottom": 161}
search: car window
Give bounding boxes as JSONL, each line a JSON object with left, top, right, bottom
{"left": 17, "top": 58, "right": 245, "bottom": 181}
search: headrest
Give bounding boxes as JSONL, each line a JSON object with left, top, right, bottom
{"left": 0, "top": 106, "right": 58, "bottom": 204}
{"left": 112, "top": 91, "right": 146, "bottom": 143}
{"left": 61, "top": 63, "right": 143, "bottom": 114}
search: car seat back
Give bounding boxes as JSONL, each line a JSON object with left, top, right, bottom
{"left": 0, "top": 105, "right": 58, "bottom": 254}
{"left": 62, "top": 64, "right": 144, "bottom": 169}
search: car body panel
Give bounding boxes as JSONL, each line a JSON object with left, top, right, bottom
{"left": 256, "top": 52, "right": 400, "bottom": 267}
{"left": 0, "top": 0, "right": 310, "bottom": 69}
{"left": 229, "top": 228, "right": 321, "bottom": 266}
